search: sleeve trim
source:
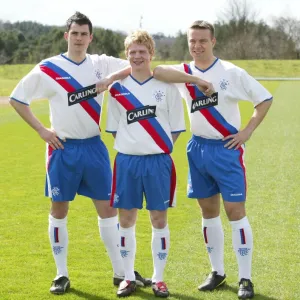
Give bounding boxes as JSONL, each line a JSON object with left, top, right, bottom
{"left": 105, "top": 130, "right": 117, "bottom": 133}
{"left": 171, "top": 130, "right": 186, "bottom": 133}
{"left": 254, "top": 97, "right": 273, "bottom": 108}
{"left": 10, "top": 97, "right": 29, "bottom": 106}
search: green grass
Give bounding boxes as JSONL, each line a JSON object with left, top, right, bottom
{"left": 1, "top": 60, "right": 300, "bottom": 96}
{"left": 0, "top": 79, "right": 299, "bottom": 299}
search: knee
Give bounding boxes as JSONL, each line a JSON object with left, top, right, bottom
{"left": 150, "top": 213, "right": 167, "bottom": 229}
{"left": 100, "top": 205, "right": 118, "bottom": 219}
{"left": 151, "top": 218, "right": 167, "bottom": 229}
{"left": 119, "top": 214, "right": 136, "bottom": 228}
{"left": 50, "top": 202, "right": 68, "bottom": 219}
{"left": 197, "top": 195, "right": 220, "bottom": 219}
{"left": 225, "top": 203, "right": 246, "bottom": 221}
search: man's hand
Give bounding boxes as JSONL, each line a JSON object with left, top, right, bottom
{"left": 96, "top": 77, "right": 113, "bottom": 94}
{"left": 223, "top": 129, "right": 252, "bottom": 150}
{"left": 195, "top": 78, "right": 215, "bottom": 96}
{"left": 37, "top": 127, "right": 64, "bottom": 150}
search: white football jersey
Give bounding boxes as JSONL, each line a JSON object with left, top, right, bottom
{"left": 10, "top": 53, "right": 128, "bottom": 139}
{"left": 106, "top": 75, "right": 186, "bottom": 155}
{"left": 172, "top": 59, "right": 273, "bottom": 139}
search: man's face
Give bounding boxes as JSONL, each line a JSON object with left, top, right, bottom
{"left": 188, "top": 28, "right": 216, "bottom": 61}
{"left": 64, "top": 23, "right": 93, "bottom": 53}
{"left": 126, "top": 43, "right": 152, "bottom": 72}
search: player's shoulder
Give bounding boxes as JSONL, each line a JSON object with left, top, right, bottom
{"left": 154, "top": 78, "right": 177, "bottom": 89}
{"left": 218, "top": 59, "right": 244, "bottom": 73}
{"left": 217, "top": 59, "right": 249, "bottom": 80}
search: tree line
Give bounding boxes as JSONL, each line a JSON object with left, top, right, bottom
{"left": 1, "top": 0, "right": 300, "bottom": 64}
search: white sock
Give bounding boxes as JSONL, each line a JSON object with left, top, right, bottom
{"left": 98, "top": 216, "right": 124, "bottom": 276}
{"left": 151, "top": 225, "right": 170, "bottom": 283}
{"left": 202, "top": 216, "right": 225, "bottom": 276}
{"left": 230, "top": 216, "right": 253, "bottom": 280}
{"left": 119, "top": 225, "right": 136, "bottom": 281}
{"left": 49, "top": 215, "right": 68, "bottom": 278}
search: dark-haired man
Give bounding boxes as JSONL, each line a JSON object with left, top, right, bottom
{"left": 9, "top": 11, "right": 149, "bottom": 295}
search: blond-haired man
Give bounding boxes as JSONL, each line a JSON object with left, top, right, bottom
{"left": 106, "top": 30, "right": 186, "bottom": 298}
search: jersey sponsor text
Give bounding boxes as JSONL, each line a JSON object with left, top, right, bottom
{"left": 68, "top": 84, "right": 97, "bottom": 106}
{"left": 127, "top": 105, "right": 157, "bottom": 124}
{"left": 191, "top": 92, "right": 219, "bottom": 113}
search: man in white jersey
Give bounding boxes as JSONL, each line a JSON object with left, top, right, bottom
{"left": 106, "top": 30, "right": 185, "bottom": 298}
{"left": 153, "top": 21, "right": 273, "bottom": 299}
{"left": 9, "top": 11, "right": 150, "bottom": 295}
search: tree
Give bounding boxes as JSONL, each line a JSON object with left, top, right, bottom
{"left": 272, "top": 16, "right": 300, "bottom": 58}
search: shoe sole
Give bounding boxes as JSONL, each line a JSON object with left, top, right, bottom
{"left": 198, "top": 278, "right": 226, "bottom": 291}
{"left": 114, "top": 279, "right": 150, "bottom": 287}
{"left": 117, "top": 286, "right": 136, "bottom": 297}
{"left": 153, "top": 291, "right": 170, "bottom": 298}
{"left": 50, "top": 282, "right": 70, "bottom": 294}
{"left": 238, "top": 293, "right": 254, "bottom": 299}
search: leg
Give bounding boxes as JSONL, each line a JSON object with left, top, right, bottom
{"left": 117, "top": 208, "right": 138, "bottom": 297}
{"left": 49, "top": 201, "right": 71, "bottom": 294}
{"left": 186, "top": 137, "right": 226, "bottom": 290}
{"left": 197, "top": 194, "right": 226, "bottom": 291}
{"left": 224, "top": 201, "right": 254, "bottom": 299}
{"left": 142, "top": 154, "right": 175, "bottom": 298}
{"left": 149, "top": 210, "right": 170, "bottom": 298}
{"left": 93, "top": 199, "right": 126, "bottom": 279}
{"left": 150, "top": 210, "right": 169, "bottom": 283}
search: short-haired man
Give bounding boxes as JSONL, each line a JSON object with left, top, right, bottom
{"left": 106, "top": 30, "right": 186, "bottom": 298}
{"left": 9, "top": 11, "right": 149, "bottom": 295}
{"left": 153, "top": 20, "right": 273, "bottom": 299}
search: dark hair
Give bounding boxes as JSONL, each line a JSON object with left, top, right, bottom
{"left": 188, "top": 20, "right": 215, "bottom": 38}
{"left": 66, "top": 11, "right": 93, "bottom": 34}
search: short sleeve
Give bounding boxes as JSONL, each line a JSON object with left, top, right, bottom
{"left": 98, "top": 54, "right": 129, "bottom": 78}
{"left": 10, "top": 64, "right": 46, "bottom": 105}
{"left": 236, "top": 69, "right": 273, "bottom": 106}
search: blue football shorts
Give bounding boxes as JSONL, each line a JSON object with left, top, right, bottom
{"left": 45, "top": 136, "right": 112, "bottom": 201}
{"left": 187, "top": 135, "right": 247, "bottom": 202}
{"left": 110, "top": 153, "right": 176, "bottom": 210}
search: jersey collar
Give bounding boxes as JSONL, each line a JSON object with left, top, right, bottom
{"left": 193, "top": 58, "right": 219, "bottom": 73}
{"left": 60, "top": 53, "right": 87, "bottom": 66}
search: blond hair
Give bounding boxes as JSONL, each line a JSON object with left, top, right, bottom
{"left": 124, "top": 30, "right": 155, "bottom": 56}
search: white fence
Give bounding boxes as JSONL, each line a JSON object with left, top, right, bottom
{"left": 255, "top": 77, "right": 300, "bottom": 81}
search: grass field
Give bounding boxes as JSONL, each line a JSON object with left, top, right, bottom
{"left": 0, "top": 63, "right": 300, "bottom": 300}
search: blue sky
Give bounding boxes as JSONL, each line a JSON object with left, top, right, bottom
{"left": 0, "top": 0, "right": 298, "bottom": 36}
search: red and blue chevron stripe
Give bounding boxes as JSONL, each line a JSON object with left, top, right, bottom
{"left": 54, "top": 227, "right": 59, "bottom": 243}
{"left": 121, "top": 236, "right": 125, "bottom": 247}
{"left": 203, "top": 226, "right": 208, "bottom": 244}
{"left": 240, "top": 228, "right": 246, "bottom": 244}
{"left": 161, "top": 237, "right": 166, "bottom": 250}
{"left": 40, "top": 61, "right": 101, "bottom": 125}
{"left": 183, "top": 64, "right": 238, "bottom": 137}
{"left": 110, "top": 82, "right": 173, "bottom": 154}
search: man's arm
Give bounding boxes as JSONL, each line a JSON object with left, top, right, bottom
{"left": 9, "top": 99, "right": 64, "bottom": 149}
{"left": 153, "top": 65, "right": 215, "bottom": 96}
{"left": 223, "top": 99, "right": 273, "bottom": 149}
{"left": 96, "top": 66, "right": 131, "bottom": 94}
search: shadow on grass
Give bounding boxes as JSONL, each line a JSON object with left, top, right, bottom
{"left": 137, "top": 288, "right": 203, "bottom": 300}
{"left": 68, "top": 287, "right": 112, "bottom": 300}
{"left": 67, "top": 285, "right": 279, "bottom": 300}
